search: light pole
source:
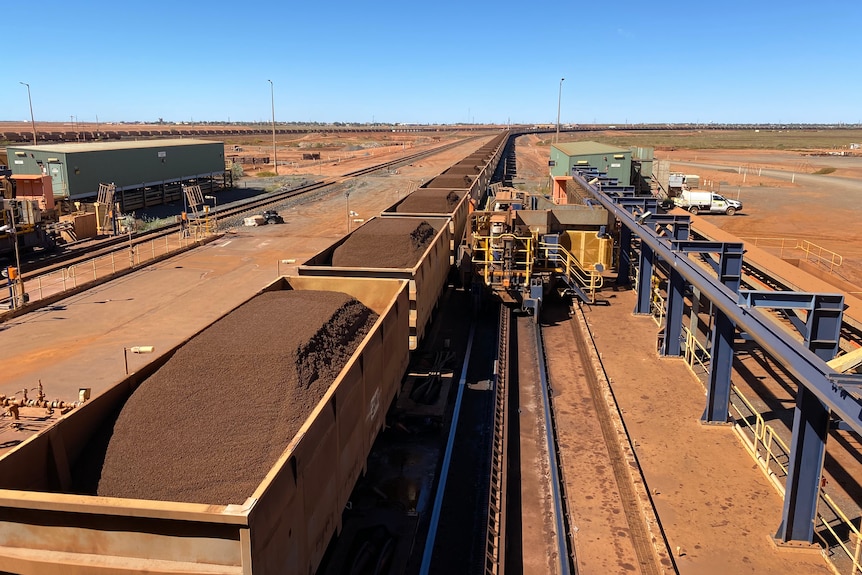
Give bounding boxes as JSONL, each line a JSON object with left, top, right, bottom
{"left": 276, "top": 258, "right": 295, "bottom": 277}
{"left": 345, "top": 191, "right": 351, "bottom": 233}
{"left": 124, "top": 345, "right": 155, "bottom": 375}
{"left": 555, "top": 77, "right": 565, "bottom": 144}
{"left": 19, "top": 82, "right": 37, "bottom": 145}
{"left": 268, "top": 80, "right": 278, "bottom": 175}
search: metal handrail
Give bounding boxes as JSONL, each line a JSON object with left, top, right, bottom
{"left": 679, "top": 329, "right": 859, "bottom": 574}
{"left": 1, "top": 230, "right": 204, "bottom": 310}
{"left": 536, "top": 241, "right": 604, "bottom": 301}
{"left": 739, "top": 236, "right": 843, "bottom": 272}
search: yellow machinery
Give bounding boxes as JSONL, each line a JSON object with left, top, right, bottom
{"left": 466, "top": 201, "right": 613, "bottom": 308}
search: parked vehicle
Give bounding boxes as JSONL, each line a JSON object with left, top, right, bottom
{"left": 674, "top": 190, "right": 742, "bottom": 215}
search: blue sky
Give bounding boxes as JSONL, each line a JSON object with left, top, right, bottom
{"left": 2, "top": 1, "right": 860, "bottom": 125}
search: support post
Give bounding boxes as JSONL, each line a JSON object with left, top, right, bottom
{"left": 661, "top": 268, "right": 686, "bottom": 356}
{"left": 775, "top": 385, "right": 829, "bottom": 543}
{"left": 702, "top": 309, "right": 735, "bottom": 423}
{"left": 634, "top": 242, "right": 654, "bottom": 315}
{"left": 617, "top": 223, "right": 632, "bottom": 287}
{"left": 805, "top": 294, "right": 844, "bottom": 361}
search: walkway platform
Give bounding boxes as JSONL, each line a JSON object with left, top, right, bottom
{"left": 578, "top": 287, "right": 833, "bottom": 574}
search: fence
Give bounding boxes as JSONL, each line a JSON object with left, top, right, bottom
{"left": 740, "top": 237, "right": 843, "bottom": 273}
{"left": 1, "top": 229, "right": 209, "bottom": 310}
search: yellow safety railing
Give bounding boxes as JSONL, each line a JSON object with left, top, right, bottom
{"left": 682, "top": 328, "right": 710, "bottom": 378}
{"left": 817, "top": 491, "right": 862, "bottom": 574}
{"left": 728, "top": 383, "right": 791, "bottom": 492}
{"left": 798, "top": 240, "right": 843, "bottom": 273}
{"left": 679, "top": 330, "right": 861, "bottom": 575}
{"left": 650, "top": 277, "right": 665, "bottom": 327}
{"left": 740, "top": 236, "right": 843, "bottom": 273}
{"left": 536, "top": 241, "right": 604, "bottom": 302}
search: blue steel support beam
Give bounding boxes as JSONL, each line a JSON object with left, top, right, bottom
{"left": 570, "top": 171, "right": 862, "bottom": 544}
{"left": 806, "top": 295, "right": 844, "bottom": 362}
{"left": 634, "top": 242, "right": 655, "bottom": 315}
{"left": 617, "top": 224, "right": 632, "bottom": 287}
{"left": 617, "top": 197, "right": 660, "bottom": 216}
{"left": 661, "top": 268, "right": 686, "bottom": 357}
{"left": 704, "top": 244, "right": 742, "bottom": 421}
{"left": 737, "top": 291, "right": 844, "bottom": 361}
{"left": 827, "top": 373, "right": 862, "bottom": 390}
{"left": 648, "top": 214, "right": 691, "bottom": 241}
{"left": 718, "top": 243, "right": 743, "bottom": 293}
{"left": 776, "top": 386, "right": 830, "bottom": 543}
{"left": 570, "top": 171, "right": 862, "bottom": 436}
{"left": 702, "top": 309, "right": 735, "bottom": 423}
{"left": 671, "top": 241, "right": 744, "bottom": 292}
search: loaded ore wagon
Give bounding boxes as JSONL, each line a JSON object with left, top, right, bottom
{"left": 298, "top": 216, "right": 451, "bottom": 350}
{"left": 382, "top": 189, "right": 470, "bottom": 263}
{"left": 0, "top": 276, "right": 409, "bottom": 575}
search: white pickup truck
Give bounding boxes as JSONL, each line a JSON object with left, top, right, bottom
{"left": 673, "top": 190, "right": 742, "bottom": 215}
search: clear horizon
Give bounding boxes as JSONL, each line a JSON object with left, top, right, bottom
{"left": 3, "top": 1, "right": 860, "bottom": 125}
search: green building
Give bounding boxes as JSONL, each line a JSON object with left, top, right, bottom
{"left": 6, "top": 139, "right": 225, "bottom": 200}
{"left": 549, "top": 141, "right": 633, "bottom": 185}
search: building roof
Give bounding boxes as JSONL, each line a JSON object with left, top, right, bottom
{"left": 7, "top": 139, "right": 221, "bottom": 154}
{"left": 552, "top": 141, "right": 630, "bottom": 157}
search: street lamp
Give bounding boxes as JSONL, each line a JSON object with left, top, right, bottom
{"left": 345, "top": 191, "right": 351, "bottom": 233}
{"left": 124, "top": 345, "right": 155, "bottom": 375}
{"left": 277, "top": 258, "right": 296, "bottom": 277}
{"left": 204, "top": 194, "right": 218, "bottom": 232}
{"left": 555, "top": 77, "right": 565, "bottom": 144}
{"left": 267, "top": 80, "right": 278, "bottom": 175}
{"left": 19, "top": 82, "right": 37, "bottom": 145}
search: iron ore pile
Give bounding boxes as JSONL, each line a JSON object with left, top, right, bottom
{"left": 331, "top": 218, "right": 437, "bottom": 269}
{"left": 394, "top": 190, "right": 463, "bottom": 213}
{"left": 94, "top": 290, "right": 377, "bottom": 504}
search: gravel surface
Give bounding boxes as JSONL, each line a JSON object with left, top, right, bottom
{"left": 331, "top": 218, "right": 437, "bottom": 269}
{"left": 94, "top": 290, "right": 377, "bottom": 504}
{"left": 394, "top": 190, "right": 462, "bottom": 214}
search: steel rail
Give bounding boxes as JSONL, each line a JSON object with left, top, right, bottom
{"left": 419, "top": 318, "right": 477, "bottom": 575}
{"left": 483, "top": 305, "right": 510, "bottom": 575}
{"left": 533, "top": 319, "right": 574, "bottom": 575}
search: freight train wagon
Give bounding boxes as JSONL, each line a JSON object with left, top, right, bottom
{"left": 419, "top": 133, "right": 507, "bottom": 200}
{"left": 381, "top": 189, "right": 471, "bottom": 264}
{"left": 297, "top": 216, "right": 451, "bottom": 351}
{"left": 0, "top": 275, "right": 410, "bottom": 575}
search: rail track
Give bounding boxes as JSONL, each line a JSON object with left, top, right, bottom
{"left": 12, "top": 136, "right": 477, "bottom": 287}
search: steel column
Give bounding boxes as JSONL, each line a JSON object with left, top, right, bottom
{"left": 649, "top": 214, "right": 691, "bottom": 242}
{"left": 634, "top": 242, "right": 654, "bottom": 315}
{"left": 776, "top": 385, "right": 829, "bottom": 543}
{"left": 702, "top": 309, "right": 735, "bottom": 423}
{"left": 737, "top": 291, "right": 844, "bottom": 362}
{"left": 806, "top": 294, "right": 844, "bottom": 361}
{"left": 661, "top": 268, "right": 686, "bottom": 357}
{"left": 617, "top": 223, "right": 632, "bottom": 287}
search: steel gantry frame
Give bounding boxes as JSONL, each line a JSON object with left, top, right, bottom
{"left": 571, "top": 171, "right": 862, "bottom": 545}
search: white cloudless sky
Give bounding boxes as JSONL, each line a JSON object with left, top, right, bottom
{"left": 2, "top": 0, "right": 860, "bottom": 125}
